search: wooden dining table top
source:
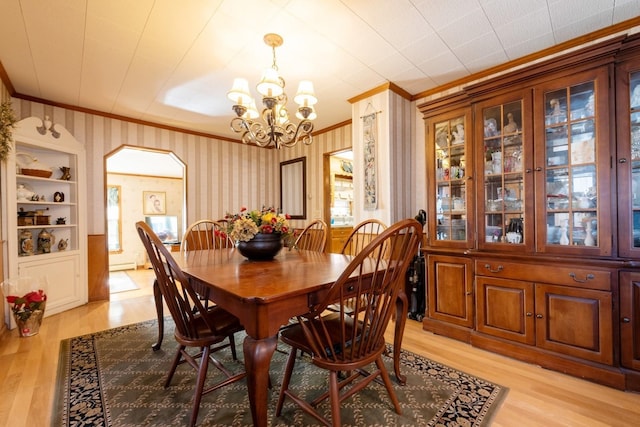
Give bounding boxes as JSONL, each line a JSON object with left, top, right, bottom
{"left": 174, "top": 247, "right": 360, "bottom": 337}
{"left": 176, "top": 247, "right": 352, "bottom": 303}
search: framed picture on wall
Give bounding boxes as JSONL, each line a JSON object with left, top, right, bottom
{"left": 143, "top": 191, "right": 166, "bottom": 215}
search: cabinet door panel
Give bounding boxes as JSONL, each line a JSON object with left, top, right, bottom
{"left": 534, "top": 68, "right": 612, "bottom": 256}
{"left": 476, "top": 277, "right": 535, "bottom": 344}
{"left": 535, "top": 284, "right": 613, "bottom": 364}
{"left": 616, "top": 62, "right": 640, "bottom": 257}
{"left": 426, "top": 109, "right": 474, "bottom": 249}
{"left": 620, "top": 272, "right": 640, "bottom": 370}
{"left": 475, "top": 91, "right": 534, "bottom": 252}
{"left": 427, "top": 255, "right": 473, "bottom": 327}
{"left": 18, "top": 254, "right": 82, "bottom": 317}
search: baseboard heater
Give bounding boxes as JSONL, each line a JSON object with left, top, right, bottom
{"left": 108, "top": 262, "right": 137, "bottom": 272}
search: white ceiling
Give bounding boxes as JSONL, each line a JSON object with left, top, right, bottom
{"left": 1, "top": 0, "right": 639, "bottom": 141}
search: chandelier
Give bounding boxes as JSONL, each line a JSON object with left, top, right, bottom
{"left": 227, "top": 33, "right": 318, "bottom": 149}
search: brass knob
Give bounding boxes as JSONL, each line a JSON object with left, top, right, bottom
{"left": 536, "top": 314, "right": 543, "bottom": 319}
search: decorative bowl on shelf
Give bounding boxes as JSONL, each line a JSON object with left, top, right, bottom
{"left": 21, "top": 168, "right": 53, "bottom": 178}
{"left": 16, "top": 152, "right": 53, "bottom": 178}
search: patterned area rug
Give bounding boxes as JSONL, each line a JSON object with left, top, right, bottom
{"left": 52, "top": 319, "right": 507, "bottom": 426}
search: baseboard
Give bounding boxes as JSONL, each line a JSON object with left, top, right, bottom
{"left": 108, "top": 262, "right": 137, "bottom": 272}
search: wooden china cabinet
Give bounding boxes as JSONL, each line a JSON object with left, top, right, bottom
{"left": 419, "top": 36, "right": 640, "bottom": 391}
{"left": 615, "top": 37, "right": 640, "bottom": 390}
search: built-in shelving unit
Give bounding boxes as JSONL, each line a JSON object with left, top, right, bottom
{"left": 2, "top": 117, "right": 87, "bottom": 327}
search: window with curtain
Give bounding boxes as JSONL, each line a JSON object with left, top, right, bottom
{"left": 107, "top": 185, "right": 122, "bottom": 253}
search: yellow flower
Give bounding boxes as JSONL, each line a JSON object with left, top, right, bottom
{"left": 225, "top": 206, "right": 292, "bottom": 242}
{"left": 261, "top": 212, "right": 276, "bottom": 224}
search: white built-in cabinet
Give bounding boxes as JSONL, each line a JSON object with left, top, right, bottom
{"left": 2, "top": 116, "right": 87, "bottom": 328}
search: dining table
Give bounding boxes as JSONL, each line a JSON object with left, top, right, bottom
{"left": 166, "top": 247, "right": 408, "bottom": 427}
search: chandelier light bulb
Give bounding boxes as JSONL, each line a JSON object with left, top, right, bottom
{"left": 294, "top": 80, "right": 317, "bottom": 107}
{"left": 257, "top": 68, "right": 283, "bottom": 98}
{"left": 244, "top": 100, "right": 259, "bottom": 119}
{"left": 227, "top": 78, "right": 253, "bottom": 106}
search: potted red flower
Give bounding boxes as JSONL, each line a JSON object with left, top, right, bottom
{"left": 4, "top": 278, "right": 47, "bottom": 337}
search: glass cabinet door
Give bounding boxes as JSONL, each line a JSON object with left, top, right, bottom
{"left": 476, "top": 95, "right": 532, "bottom": 250}
{"left": 535, "top": 68, "right": 611, "bottom": 256}
{"left": 616, "top": 63, "right": 640, "bottom": 258}
{"left": 427, "top": 110, "right": 473, "bottom": 248}
{"left": 630, "top": 72, "right": 640, "bottom": 254}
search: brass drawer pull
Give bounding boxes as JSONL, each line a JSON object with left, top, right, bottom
{"left": 484, "top": 263, "right": 503, "bottom": 273}
{"left": 569, "top": 272, "right": 595, "bottom": 283}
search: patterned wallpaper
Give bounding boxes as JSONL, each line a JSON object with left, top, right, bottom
{"left": 9, "top": 97, "right": 352, "bottom": 236}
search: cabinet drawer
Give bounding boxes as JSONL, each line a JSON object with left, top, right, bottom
{"left": 331, "top": 227, "right": 352, "bottom": 238}
{"left": 475, "top": 260, "right": 611, "bottom": 291}
{"left": 329, "top": 227, "right": 352, "bottom": 253}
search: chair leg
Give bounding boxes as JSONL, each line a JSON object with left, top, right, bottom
{"left": 151, "top": 279, "right": 164, "bottom": 351}
{"left": 189, "top": 345, "right": 211, "bottom": 427}
{"left": 275, "top": 346, "right": 298, "bottom": 416}
{"left": 228, "top": 334, "right": 238, "bottom": 360}
{"left": 165, "top": 345, "right": 186, "bottom": 388}
{"left": 328, "top": 370, "right": 341, "bottom": 427}
{"left": 375, "top": 356, "right": 401, "bottom": 415}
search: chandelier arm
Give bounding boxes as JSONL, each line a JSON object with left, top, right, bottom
{"left": 247, "top": 122, "right": 274, "bottom": 147}
{"left": 278, "top": 120, "right": 314, "bottom": 148}
{"left": 230, "top": 117, "right": 250, "bottom": 133}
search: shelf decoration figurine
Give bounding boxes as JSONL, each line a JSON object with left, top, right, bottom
{"left": 584, "top": 219, "right": 595, "bottom": 246}
{"left": 19, "top": 229, "right": 34, "bottom": 256}
{"left": 58, "top": 238, "right": 68, "bottom": 251}
{"left": 0, "top": 101, "right": 17, "bottom": 161}
{"left": 59, "top": 166, "right": 71, "bottom": 180}
{"left": 559, "top": 220, "right": 570, "bottom": 245}
{"left": 17, "top": 184, "right": 35, "bottom": 201}
{"left": 37, "top": 229, "right": 55, "bottom": 253}
{"left": 503, "top": 112, "right": 518, "bottom": 134}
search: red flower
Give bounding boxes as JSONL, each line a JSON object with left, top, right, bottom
{"left": 261, "top": 224, "right": 274, "bottom": 233}
{"left": 24, "top": 290, "right": 46, "bottom": 303}
{"left": 5, "top": 289, "right": 47, "bottom": 321}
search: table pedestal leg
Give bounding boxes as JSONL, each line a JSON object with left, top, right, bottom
{"left": 243, "top": 334, "right": 277, "bottom": 427}
{"left": 393, "top": 291, "right": 408, "bottom": 385}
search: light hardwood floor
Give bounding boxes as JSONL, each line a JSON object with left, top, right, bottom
{"left": 0, "top": 268, "right": 639, "bottom": 426}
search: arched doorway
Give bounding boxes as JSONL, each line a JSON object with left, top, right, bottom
{"left": 105, "top": 146, "right": 186, "bottom": 293}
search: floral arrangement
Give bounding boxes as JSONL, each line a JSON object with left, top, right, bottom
{"left": 0, "top": 101, "right": 17, "bottom": 161}
{"left": 225, "top": 206, "right": 291, "bottom": 242}
{"left": 6, "top": 289, "right": 47, "bottom": 321}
